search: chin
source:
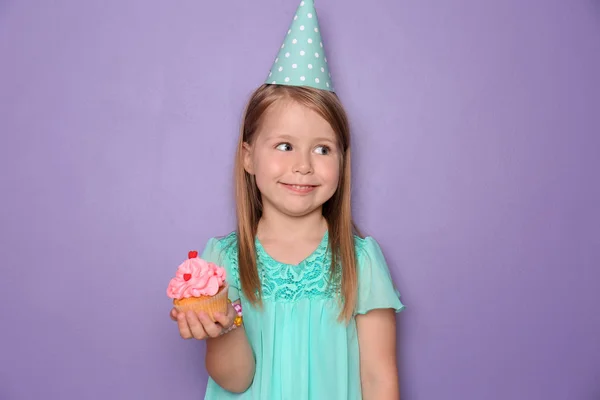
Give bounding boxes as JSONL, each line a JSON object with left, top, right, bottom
{"left": 279, "top": 203, "right": 323, "bottom": 218}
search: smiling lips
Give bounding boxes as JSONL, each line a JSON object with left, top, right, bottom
{"left": 280, "top": 183, "right": 318, "bottom": 194}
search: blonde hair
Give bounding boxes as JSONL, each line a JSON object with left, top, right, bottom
{"left": 234, "top": 84, "right": 360, "bottom": 321}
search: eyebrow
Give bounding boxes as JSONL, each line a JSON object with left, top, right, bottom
{"left": 269, "top": 134, "right": 336, "bottom": 144}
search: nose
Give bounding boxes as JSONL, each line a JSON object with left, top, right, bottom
{"left": 292, "top": 151, "right": 313, "bottom": 175}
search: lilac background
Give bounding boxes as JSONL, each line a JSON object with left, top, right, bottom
{"left": 1, "top": 0, "right": 599, "bottom": 399}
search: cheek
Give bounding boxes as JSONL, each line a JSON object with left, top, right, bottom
{"left": 317, "top": 157, "right": 341, "bottom": 184}
{"left": 253, "top": 151, "right": 287, "bottom": 179}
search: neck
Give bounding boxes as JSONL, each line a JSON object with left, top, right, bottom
{"left": 257, "top": 207, "right": 327, "bottom": 241}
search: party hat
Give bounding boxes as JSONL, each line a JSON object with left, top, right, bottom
{"left": 265, "top": 0, "right": 334, "bottom": 92}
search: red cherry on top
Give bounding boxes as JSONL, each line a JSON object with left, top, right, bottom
{"left": 183, "top": 273, "right": 192, "bottom": 281}
{"left": 188, "top": 251, "right": 198, "bottom": 259}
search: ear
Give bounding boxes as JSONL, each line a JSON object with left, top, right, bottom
{"left": 242, "top": 142, "right": 254, "bottom": 175}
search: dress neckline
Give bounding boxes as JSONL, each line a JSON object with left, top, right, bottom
{"left": 255, "top": 230, "right": 329, "bottom": 267}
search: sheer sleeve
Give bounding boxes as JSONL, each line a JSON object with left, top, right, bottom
{"left": 356, "top": 236, "right": 406, "bottom": 315}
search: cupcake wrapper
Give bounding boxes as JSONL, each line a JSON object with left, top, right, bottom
{"left": 173, "top": 283, "right": 229, "bottom": 321}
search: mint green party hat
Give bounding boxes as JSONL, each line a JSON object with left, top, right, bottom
{"left": 265, "top": 0, "right": 334, "bottom": 92}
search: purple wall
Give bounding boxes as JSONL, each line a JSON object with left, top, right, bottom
{"left": 1, "top": 0, "right": 599, "bottom": 399}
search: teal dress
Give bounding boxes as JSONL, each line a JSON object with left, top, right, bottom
{"left": 201, "top": 231, "right": 405, "bottom": 400}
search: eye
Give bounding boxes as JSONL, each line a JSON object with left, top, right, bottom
{"left": 314, "top": 145, "right": 331, "bottom": 155}
{"left": 275, "top": 143, "right": 293, "bottom": 151}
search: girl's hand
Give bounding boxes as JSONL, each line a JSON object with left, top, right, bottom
{"left": 169, "top": 301, "right": 237, "bottom": 340}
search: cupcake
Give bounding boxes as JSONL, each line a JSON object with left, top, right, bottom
{"left": 167, "top": 251, "right": 229, "bottom": 321}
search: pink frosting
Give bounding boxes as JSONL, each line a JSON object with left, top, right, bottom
{"left": 166, "top": 253, "right": 227, "bottom": 299}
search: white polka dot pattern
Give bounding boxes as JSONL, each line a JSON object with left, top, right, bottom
{"left": 264, "top": 0, "right": 334, "bottom": 92}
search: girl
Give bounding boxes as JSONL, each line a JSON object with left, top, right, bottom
{"left": 170, "top": 1, "right": 405, "bottom": 399}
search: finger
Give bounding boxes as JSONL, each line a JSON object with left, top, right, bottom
{"left": 227, "top": 303, "right": 238, "bottom": 320}
{"left": 177, "top": 312, "right": 192, "bottom": 339}
{"left": 186, "top": 311, "right": 208, "bottom": 340}
{"left": 170, "top": 308, "right": 178, "bottom": 321}
{"left": 217, "top": 304, "right": 237, "bottom": 328}
{"left": 213, "top": 310, "right": 232, "bottom": 329}
{"left": 197, "top": 312, "right": 222, "bottom": 338}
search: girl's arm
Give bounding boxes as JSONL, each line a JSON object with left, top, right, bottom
{"left": 174, "top": 303, "right": 255, "bottom": 393}
{"left": 205, "top": 325, "right": 255, "bottom": 393}
{"left": 356, "top": 308, "right": 400, "bottom": 400}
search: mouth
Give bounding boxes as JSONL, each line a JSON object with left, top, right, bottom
{"left": 280, "top": 183, "right": 318, "bottom": 194}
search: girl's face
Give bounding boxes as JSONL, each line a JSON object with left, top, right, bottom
{"left": 243, "top": 99, "right": 341, "bottom": 219}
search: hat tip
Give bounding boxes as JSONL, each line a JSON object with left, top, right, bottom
{"left": 264, "top": 0, "right": 333, "bottom": 92}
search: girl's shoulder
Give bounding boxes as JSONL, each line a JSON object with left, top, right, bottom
{"left": 210, "top": 231, "right": 238, "bottom": 251}
{"left": 353, "top": 234, "right": 382, "bottom": 260}
{"left": 200, "top": 231, "right": 239, "bottom": 267}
